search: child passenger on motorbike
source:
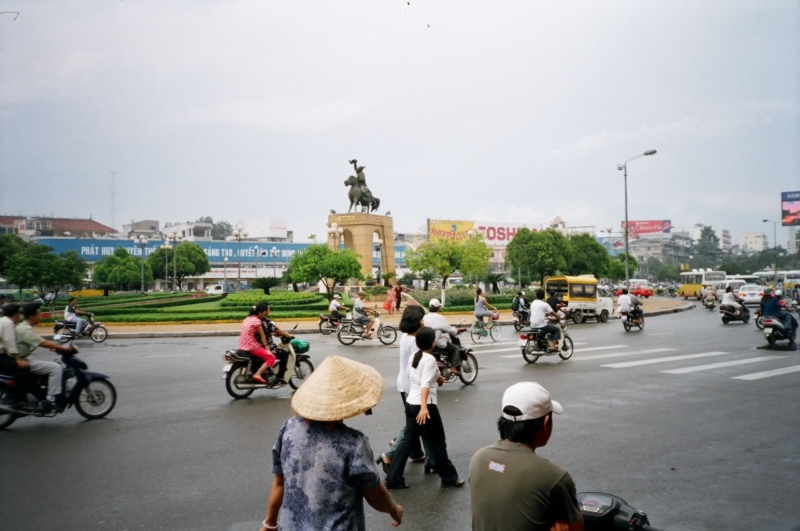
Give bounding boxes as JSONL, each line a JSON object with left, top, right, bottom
{"left": 238, "top": 302, "right": 277, "bottom": 385}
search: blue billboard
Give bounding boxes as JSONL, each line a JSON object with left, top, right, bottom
{"left": 33, "top": 238, "right": 407, "bottom": 265}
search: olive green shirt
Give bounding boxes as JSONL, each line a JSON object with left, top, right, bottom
{"left": 15, "top": 321, "right": 43, "bottom": 359}
{"left": 469, "top": 440, "right": 582, "bottom": 531}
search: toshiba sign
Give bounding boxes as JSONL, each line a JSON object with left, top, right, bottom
{"left": 475, "top": 221, "right": 537, "bottom": 247}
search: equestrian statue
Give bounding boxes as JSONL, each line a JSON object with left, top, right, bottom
{"left": 345, "top": 159, "right": 380, "bottom": 213}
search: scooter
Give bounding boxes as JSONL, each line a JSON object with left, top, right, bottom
{"left": 518, "top": 316, "right": 575, "bottom": 364}
{"left": 720, "top": 298, "right": 750, "bottom": 325}
{"left": 578, "top": 492, "right": 667, "bottom": 531}
{"left": 512, "top": 310, "right": 530, "bottom": 331}
{"left": 702, "top": 297, "right": 716, "bottom": 311}
{"left": 621, "top": 308, "right": 645, "bottom": 332}
{"left": 433, "top": 325, "right": 479, "bottom": 385}
{"left": 762, "top": 316, "right": 797, "bottom": 348}
{"left": 337, "top": 308, "right": 398, "bottom": 345}
{"left": 222, "top": 326, "right": 315, "bottom": 399}
{"left": 0, "top": 344, "right": 117, "bottom": 430}
{"left": 53, "top": 313, "right": 108, "bottom": 343}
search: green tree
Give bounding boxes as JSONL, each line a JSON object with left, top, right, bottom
{"left": 94, "top": 247, "right": 153, "bottom": 291}
{"left": 506, "top": 229, "right": 570, "bottom": 283}
{"left": 281, "top": 265, "right": 300, "bottom": 292}
{"left": 418, "top": 270, "right": 435, "bottom": 291}
{"left": 568, "top": 234, "right": 610, "bottom": 277}
{"left": 459, "top": 235, "right": 493, "bottom": 281}
{"left": 405, "top": 239, "right": 463, "bottom": 287}
{"left": 289, "top": 244, "right": 363, "bottom": 300}
{"left": 0, "top": 233, "right": 28, "bottom": 276}
{"left": 6, "top": 245, "right": 87, "bottom": 300}
{"left": 253, "top": 277, "right": 282, "bottom": 295}
{"left": 197, "top": 216, "right": 234, "bottom": 241}
{"left": 606, "top": 253, "right": 639, "bottom": 280}
{"left": 483, "top": 272, "right": 505, "bottom": 294}
{"left": 147, "top": 241, "right": 210, "bottom": 290}
{"left": 398, "top": 272, "right": 416, "bottom": 286}
{"left": 695, "top": 226, "right": 720, "bottom": 264}
{"left": 381, "top": 271, "right": 396, "bottom": 287}
{"left": 657, "top": 265, "right": 680, "bottom": 282}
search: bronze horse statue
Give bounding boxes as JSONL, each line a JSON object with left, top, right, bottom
{"left": 344, "top": 175, "right": 380, "bottom": 213}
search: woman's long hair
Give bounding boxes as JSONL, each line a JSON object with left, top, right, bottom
{"left": 249, "top": 302, "right": 269, "bottom": 316}
{"left": 412, "top": 327, "right": 436, "bottom": 368}
{"left": 399, "top": 306, "right": 425, "bottom": 334}
{"left": 475, "top": 287, "right": 483, "bottom": 303}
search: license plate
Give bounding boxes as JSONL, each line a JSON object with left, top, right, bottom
{"left": 222, "top": 363, "right": 232, "bottom": 373}
{"left": 517, "top": 338, "right": 528, "bottom": 347}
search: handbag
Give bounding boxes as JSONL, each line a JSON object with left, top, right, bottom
{"left": 383, "top": 300, "right": 391, "bottom": 311}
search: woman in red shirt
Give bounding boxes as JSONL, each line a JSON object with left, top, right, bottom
{"left": 239, "top": 302, "right": 277, "bottom": 384}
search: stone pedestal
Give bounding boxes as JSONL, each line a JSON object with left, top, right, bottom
{"left": 328, "top": 213, "right": 395, "bottom": 284}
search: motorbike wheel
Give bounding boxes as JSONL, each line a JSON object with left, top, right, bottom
{"left": 572, "top": 310, "right": 583, "bottom": 324}
{"left": 623, "top": 321, "right": 632, "bottom": 332}
{"left": 743, "top": 314, "right": 750, "bottom": 324}
{"left": 767, "top": 334, "right": 777, "bottom": 346}
{"left": 559, "top": 336, "right": 574, "bottom": 360}
{"left": 75, "top": 379, "right": 117, "bottom": 419}
{"left": 489, "top": 323, "right": 501, "bottom": 341}
{"left": 225, "top": 365, "right": 255, "bottom": 399}
{"left": 378, "top": 325, "right": 398, "bottom": 345}
{"left": 0, "top": 391, "right": 18, "bottom": 430}
{"left": 514, "top": 321, "right": 522, "bottom": 331}
{"left": 337, "top": 324, "right": 358, "bottom": 346}
{"left": 522, "top": 342, "right": 540, "bottom": 364}
{"left": 319, "top": 320, "right": 336, "bottom": 335}
{"left": 55, "top": 328, "right": 71, "bottom": 344}
{"left": 599, "top": 311, "right": 609, "bottom": 323}
{"left": 755, "top": 315, "right": 765, "bottom": 330}
{"left": 458, "top": 353, "right": 479, "bottom": 385}
{"left": 289, "top": 359, "right": 315, "bottom": 390}
{"left": 637, "top": 317, "right": 645, "bottom": 330}
{"left": 90, "top": 326, "right": 108, "bottom": 343}
{"left": 722, "top": 315, "right": 731, "bottom": 324}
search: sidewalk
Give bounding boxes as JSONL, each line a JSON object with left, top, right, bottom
{"left": 36, "top": 298, "right": 693, "bottom": 339}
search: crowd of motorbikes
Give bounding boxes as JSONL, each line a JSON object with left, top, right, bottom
{"left": 708, "top": 291, "right": 798, "bottom": 347}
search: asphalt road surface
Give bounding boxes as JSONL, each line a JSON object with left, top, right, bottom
{"left": 2, "top": 307, "right": 799, "bottom": 531}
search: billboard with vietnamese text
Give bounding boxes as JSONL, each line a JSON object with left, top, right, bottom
{"left": 782, "top": 191, "right": 800, "bottom": 226}
{"left": 427, "top": 220, "right": 475, "bottom": 242}
{"left": 621, "top": 220, "right": 672, "bottom": 239}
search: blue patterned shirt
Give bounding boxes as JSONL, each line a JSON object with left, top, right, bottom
{"left": 272, "top": 416, "right": 381, "bottom": 531}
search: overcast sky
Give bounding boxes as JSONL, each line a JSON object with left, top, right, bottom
{"left": 1, "top": 0, "right": 798, "bottom": 245}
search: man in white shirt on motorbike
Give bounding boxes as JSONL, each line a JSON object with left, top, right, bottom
{"left": 529, "top": 289, "right": 562, "bottom": 352}
{"left": 721, "top": 287, "right": 742, "bottom": 315}
{"left": 617, "top": 288, "right": 643, "bottom": 323}
{"left": 423, "top": 299, "right": 466, "bottom": 374}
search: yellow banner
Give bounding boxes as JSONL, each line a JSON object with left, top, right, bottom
{"left": 427, "top": 219, "right": 475, "bottom": 242}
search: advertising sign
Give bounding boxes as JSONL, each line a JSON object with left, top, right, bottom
{"left": 427, "top": 220, "right": 475, "bottom": 242}
{"left": 32, "top": 238, "right": 407, "bottom": 265}
{"left": 621, "top": 220, "right": 672, "bottom": 239}
{"left": 781, "top": 191, "right": 800, "bottom": 226}
{"left": 474, "top": 221, "right": 537, "bottom": 247}
{"left": 597, "top": 236, "right": 624, "bottom": 256}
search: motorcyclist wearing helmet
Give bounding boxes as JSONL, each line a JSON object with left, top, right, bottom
{"left": 512, "top": 291, "right": 530, "bottom": 324}
{"left": 761, "top": 289, "right": 798, "bottom": 341}
{"left": 423, "top": 299, "right": 467, "bottom": 374}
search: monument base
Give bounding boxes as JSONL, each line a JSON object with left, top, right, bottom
{"left": 328, "top": 213, "right": 395, "bottom": 285}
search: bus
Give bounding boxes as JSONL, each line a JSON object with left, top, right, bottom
{"left": 753, "top": 270, "right": 800, "bottom": 287}
{"left": 679, "top": 270, "right": 726, "bottom": 299}
{"left": 727, "top": 274, "right": 758, "bottom": 285}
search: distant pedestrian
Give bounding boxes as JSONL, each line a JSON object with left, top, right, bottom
{"left": 394, "top": 285, "right": 403, "bottom": 311}
{"left": 470, "top": 382, "right": 583, "bottom": 531}
{"left": 260, "top": 355, "right": 403, "bottom": 530}
{"left": 386, "top": 286, "right": 397, "bottom": 315}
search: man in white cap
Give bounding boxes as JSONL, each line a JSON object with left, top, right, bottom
{"left": 328, "top": 293, "right": 348, "bottom": 320}
{"left": 469, "top": 382, "right": 583, "bottom": 531}
{"left": 422, "top": 298, "right": 467, "bottom": 373}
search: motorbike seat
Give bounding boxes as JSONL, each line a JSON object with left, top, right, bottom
{"left": 57, "top": 321, "right": 78, "bottom": 328}
{"left": 227, "top": 349, "right": 260, "bottom": 362}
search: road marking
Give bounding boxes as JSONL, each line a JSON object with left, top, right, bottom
{"left": 474, "top": 347, "right": 520, "bottom": 355}
{"left": 602, "top": 351, "right": 730, "bottom": 369}
{"left": 471, "top": 341, "right": 515, "bottom": 349}
{"left": 661, "top": 356, "right": 787, "bottom": 374}
{"left": 500, "top": 354, "right": 522, "bottom": 358}
{"left": 579, "top": 345, "right": 628, "bottom": 353}
{"left": 732, "top": 365, "right": 800, "bottom": 381}
{"left": 144, "top": 353, "right": 191, "bottom": 358}
{"left": 576, "top": 348, "right": 675, "bottom": 361}
{"left": 649, "top": 333, "right": 674, "bottom": 336}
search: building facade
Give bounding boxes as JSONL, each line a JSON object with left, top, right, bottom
{"left": 0, "top": 215, "right": 116, "bottom": 239}
{"left": 739, "top": 232, "right": 768, "bottom": 253}
{"left": 122, "top": 220, "right": 161, "bottom": 239}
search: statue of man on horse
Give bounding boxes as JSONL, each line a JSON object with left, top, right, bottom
{"left": 345, "top": 159, "right": 380, "bottom": 213}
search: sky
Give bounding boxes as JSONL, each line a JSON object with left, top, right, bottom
{"left": 1, "top": 0, "right": 798, "bottom": 246}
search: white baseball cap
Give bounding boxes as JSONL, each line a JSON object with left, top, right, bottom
{"left": 429, "top": 298, "right": 442, "bottom": 307}
{"left": 501, "top": 382, "right": 563, "bottom": 421}
{"left": 333, "top": 294, "right": 342, "bottom": 299}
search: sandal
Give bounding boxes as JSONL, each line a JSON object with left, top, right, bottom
{"left": 384, "top": 482, "right": 410, "bottom": 490}
{"left": 375, "top": 455, "right": 391, "bottom": 475}
{"left": 441, "top": 479, "right": 466, "bottom": 488}
{"left": 252, "top": 375, "right": 267, "bottom": 384}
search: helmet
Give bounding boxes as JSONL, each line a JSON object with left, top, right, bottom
{"left": 333, "top": 294, "right": 342, "bottom": 299}
{"left": 775, "top": 290, "right": 783, "bottom": 297}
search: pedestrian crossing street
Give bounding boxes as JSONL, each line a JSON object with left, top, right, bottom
{"left": 463, "top": 337, "right": 800, "bottom": 381}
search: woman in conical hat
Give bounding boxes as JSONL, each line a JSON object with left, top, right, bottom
{"left": 260, "top": 356, "right": 403, "bottom": 531}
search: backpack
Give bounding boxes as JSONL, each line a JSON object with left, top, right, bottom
{"left": 512, "top": 297, "right": 521, "bottom": 312}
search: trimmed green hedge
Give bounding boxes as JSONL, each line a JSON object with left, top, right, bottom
{"left": 89, "top": 295, "right": 227, "bottom": 315}
{"left": 440, "top": 303, "right": 513, "bottom": 313}
{"left": 221, "top": 290, "right": 321, "bottom": 307}
{"left": 90, "top": 300, "right": 330, "bottom": 316}
{"left": 96, "top": 310, "right": 324, "bottom": 322}
{"left": 81, "top": 293, "right": 192, "bottom": 308}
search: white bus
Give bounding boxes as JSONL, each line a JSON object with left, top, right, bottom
{"left": 753, "top": 270, "right": 800, "bottom": 286}
{"left": 727, "top": 274, "right": 758, "bottom": 284}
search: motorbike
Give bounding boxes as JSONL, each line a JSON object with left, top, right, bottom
{"left": 53, "top": 313, "right": 108, "bottom": 343}
{"left": 762, "top": 315, "right": 797, "bottom": 347}
{"left": 512, "top": 310, "right": 530, "bottom": 331}
{"left": 702, "top": 297, "right": 716, "bottom": 311}
{"left": 621, "top": 307, "right": 645, "bottom": 332}
{"left": 337, "top": 309, "right": 397, "bottom": 346}
{"left": 318, "top": 313, "right": 344, "bottom": 335}
{"left": 518, "top": 316, "right": 575, "bottom": 364}
{"left": 433, "top": 326, "right": 479, "bottom": 385}
{"left": 222, "top": 326, "right": 314, "bottom": 399}
{"left": 0, "top": 345, "right": 117, "bottom": 430}
{"left": 756, "top": 299, "right": 797, "bottom": 330}
{"left": 579, "top": 492, "right": 667, "bottom": 531}
{"left": 720, "top": 298, "right": 750, "bottom": 325}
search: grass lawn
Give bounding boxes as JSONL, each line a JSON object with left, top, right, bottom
{"left": 165, "top": 300, "right": 223, "bottom": 311}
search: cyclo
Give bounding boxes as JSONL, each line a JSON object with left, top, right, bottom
{"left": 544, "top": 275, "right": 613, "bottom": 324}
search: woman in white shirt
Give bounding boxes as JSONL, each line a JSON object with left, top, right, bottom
{"left": 385, "top": 327, "right": 464, "bottom": 489}
{"left": 377, "top": 306, "right": 431, "bottom": 472}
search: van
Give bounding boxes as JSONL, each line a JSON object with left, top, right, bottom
{"left": 714, "top": 280, "right": 746, "bottom": 301}
{"left": 205, "top": 285, "right": 225, "bottom": 295}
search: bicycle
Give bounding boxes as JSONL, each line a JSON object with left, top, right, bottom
{"left": 470, "top": 314, "right": 501, "bottom": 343}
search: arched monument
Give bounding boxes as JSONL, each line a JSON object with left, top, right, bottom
{"left": 328, "top": 159, "right": 395, "bottom": 284}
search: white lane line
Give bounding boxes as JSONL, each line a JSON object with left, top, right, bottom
{"left": 732, "top": 365, "right": 800, "bottom": 381}
{"left": 661, "top": 356, "right": 787, "bottom": 374}
{"left": 471, "top": 341, "right": 515, "bottom": 349}
{"left": 602, "top": 351, "right": 730, "bottom": 369}
{"left": 474, "top": 347, "right": 520, "bottom": 355}
{"left": 649, "top": 333, "right": 674, "bottom": 336}
{"left": 145, "top": 353, "right": 191, "bottom": 358}
{"left": 579, "top": 345, "right": 628, "bottom": 353}
{"left": 576, "top": 348, "right": 675, "bottom": 361}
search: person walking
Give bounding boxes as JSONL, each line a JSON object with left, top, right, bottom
{"left": 469, "top": 382, "right": 583, "bottom": 531}
{"left": 385, "top": 327, "right": 465, "bottom": 489}
{"left": 394, "top": 284, "right": 403, "bottom": 312}
{"left": 386, "top": 285, "right": 397, "bottom": 315}
{"left": 474, "top": 288, "right": 498, "bottom": 330}
{"left": 260, "top": 355, "right": 403, "bottom": 530}
{"left": 377, "top": 306, "right": 433, "bottom": 473}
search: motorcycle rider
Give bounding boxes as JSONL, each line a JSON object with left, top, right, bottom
{"left": 546, "top": 291, "right": 561, "bottom": 312}
{"left": 721, "top": 286, "right": 742, "bottom": 316}
{"left": 512, "top": 291, "right": 530, "bottom": 324}
{"left": 762, "top": 290, "right": 798, "bottom": 341}
{"left": 704, "top": 286, "right": 717, "bottom": 307}
{"left": 617, "top": 288, "right": 643, "bottom": 323}
{"left": 14, "top": 303, "right": 75, "bottom": 410}
{"left": 422, "top": 299, "right": 466, "bottom": 375}
{"left": 0, "top": 303, "right": 35, "bottom": 407}
{"left": 259, "top": 302, "right": 293, "bottom": 384}
{"left": 64, "top": 297, "right": 89, "bottom": 336}
{"left": 354, "top": 292, "right": 375, "bottom": 339}
{"left": 328, "top": 294, "right": 348, "bottom": 320}
{"left": 530, "top": 289, "right": 562, "bottom": 352}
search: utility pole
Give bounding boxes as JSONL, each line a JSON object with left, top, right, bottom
{"left": 110, "top": 171, "right": 116, "bottom": 230}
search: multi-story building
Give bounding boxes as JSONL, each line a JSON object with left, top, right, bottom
{"left": 0, "top": 215, "right": 116, "bottom": 239}
{"left": 122, "top": 220, "right": 161, "bottom": 240}
{"left": 789, "top": 229, "right": 799, "bottom": 255}
{"left": 739, "top": 232, "right": 768, "bottom": 253}
{"left": 162, "top": 221, "right": 213, "bottom": 242}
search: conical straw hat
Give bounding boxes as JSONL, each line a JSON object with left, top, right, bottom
{"left": 291, "top": 355, "right": 385, "bottom": 421}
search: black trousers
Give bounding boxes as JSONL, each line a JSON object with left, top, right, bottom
{"left": 273, "top": 348, "right": 289, "bottom": 381}
{"left": 439, "top": 342, "right": 461, "bottom": 368}
{"left": 386, "top": 402, "right": 458, "bottom": 486}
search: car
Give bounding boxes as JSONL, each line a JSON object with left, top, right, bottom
{"left": 613, "top": 287, "right": 654, "bottom": 298}
{"left": 737, "top": 284, "right": 764, "bottom": 306}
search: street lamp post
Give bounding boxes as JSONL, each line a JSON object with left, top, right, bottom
{"left": 223, "top": 257, "right": 228, "bottom": 291}
{"left": 254, "top": 245, "right": 260, "bottom": 279}
{"left": 232, "top": 225, "right": 248, "bottom": 286}
{"left": 375, "top": 238, "right": 383, "bottom": 286}
{"left": 617, "top": 150, "right": 657, "bottom": 289}
{"left": 133, "top": 235, "right": 149, "bottom": 292}
{"left": 763, "top": 219, "right": 778, "bottom": 283}
{"left": 160, "top": 242, "right": 172, "bottom": 290}
{"left": 327, "top": 223, "right": 344, "bottom": 248}
{"left": 168, "top": 232, "right": 183, "bottom": 290}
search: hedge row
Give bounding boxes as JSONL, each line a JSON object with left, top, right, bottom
{"left": 440, "top": 303, "right": 513, "bottom": 313}
{"left": 90, "top": 301, "right": 330, "bottom": 316}
{"left": 221, "top": 291, "right": 321, "bottom": 307}
{"left": 89, "top": 295, "right": 228, "bottom": 315}
{"left": 80, "top": 293, "right": 191, "bottom": 308}
{"left": 96, "top": 310, "right": 323, "bottom": 322}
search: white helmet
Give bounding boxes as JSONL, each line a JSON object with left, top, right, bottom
{"left": 775, "top": 290, "right": 783, "bottom": 297}
{"left": 333, "top": 294, "right": 342, "bottom": 299}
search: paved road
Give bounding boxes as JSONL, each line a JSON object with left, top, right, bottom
{"left": 2, "top": 309, "right": 799, "bottom": 531}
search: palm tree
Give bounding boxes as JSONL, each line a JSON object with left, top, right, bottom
{"left": 381, "top": 271, "right": 396, "bottom": 287}
{"left": 419, "top": 270, "right": 436, "bottom": 291}
{"left": 483, "top": 272, "right": 505, "bottom": 294}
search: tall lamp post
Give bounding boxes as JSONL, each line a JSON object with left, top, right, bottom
{"left": 375, "top": 238, "right": 383, "bottom": 285}
{"left": 223, "top": 257, "right": 228, "bottom": 291}
{"left": 254, "top": 245, "right": 260, "bottom": 279}
{"left": 168, "top": 232, "right": 183, "bottom": 290}
{"left": 133, "top": 235, "right": 149, "bottom": 292}
{"left": 327, "top": 223, "right": 344, "bottom": 248}
{"left": 617, "top": 150, "right": 657, "bottom": 288}
{"left": 160, "top": 242, "right": 172, "bottom": 290}
{"left": 763, "top": 219, "right": 778, "bottom": 283}
{"left": 232, "top": 225, "right": 248, "bottom": 286}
